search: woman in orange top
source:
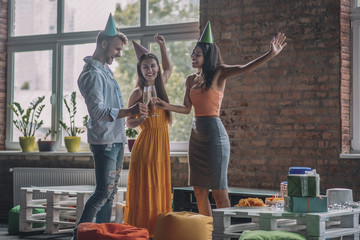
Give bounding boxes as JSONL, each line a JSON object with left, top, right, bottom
{"left": 156, "top": 22, "right": 286, "bottom": 216}
{"left": 124, "top": 34, "right": 172, "bottom": 236}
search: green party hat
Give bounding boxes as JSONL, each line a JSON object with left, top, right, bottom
{"left": 199, "top": 21, "right": 214, "bottom": 44}
{"left": 104, "top": 13, "right": 117, "bottom": 36}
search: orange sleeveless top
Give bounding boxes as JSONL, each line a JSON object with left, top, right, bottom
{"left": 189, "top": 86, "right": 223, "bottom": 116}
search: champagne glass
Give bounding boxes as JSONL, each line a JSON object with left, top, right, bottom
{"left": 143, "top": 86, "right": 151, "bottom": 105}
{"left": 150, "top": 85, "right": 159, "bottom": 116}
{"left": 143, "top": 86, "right": 158, "bottom": 117}
{"left": 143, "top": 86, "right": 151, "bottom": 118}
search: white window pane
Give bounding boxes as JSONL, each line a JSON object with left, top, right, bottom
{"left": 150, "top": 40, "right": 196, "bottom": 142}
{"left": 112, "top": 40, "right": 139, "bottom": 105}
{"left": 64, "top": 0, "right": 140, "bottom": 33}
{"left": 63, "top": 43, "right": 96, "bottom": 144}
{"left": 12, "top": 0, "right": 57, "bottom": 37}
{"left": 12, "top": 50, "right": 53, "bottom": 141}
{"left": 63, "top": 43, "right": 96, "bottom": 92}
{"left": 149, "top": 0, "right": 199, "bottom": 25}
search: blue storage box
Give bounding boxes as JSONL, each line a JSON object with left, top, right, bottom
{"left": 288, "top": 167, "right": 311, "bottom": 175}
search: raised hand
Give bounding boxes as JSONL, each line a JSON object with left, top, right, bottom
{"left": 270, "top": 32, "right": 287, "bottom": 56}
{"left": 154, "top": 34, "right": 166, "bottom": 46}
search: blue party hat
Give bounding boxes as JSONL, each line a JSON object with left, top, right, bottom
{"left": 104, "top": 13, "right": 117, "bottom": 36}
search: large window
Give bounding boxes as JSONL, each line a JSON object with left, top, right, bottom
{"left": 7, "top": 0, "right": 199, "bottom": 151}
{"left": 352, "top": 1, "right": 360, "bottom": 151}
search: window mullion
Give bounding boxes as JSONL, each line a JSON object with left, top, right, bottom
{"left": 58, "top": 0, "right": 64, "bottom": 34}
{"left": 54, "top": 43, "right": 63, "bottom": 145}
{"left": 140, "top": 0, "right": 148, "bottom": 27}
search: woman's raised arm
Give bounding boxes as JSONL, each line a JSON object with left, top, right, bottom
{"left": 219, "top": 32, "right": 287, "bottom": 80}
{"left": 155, "top": 34, "right": 172, "bottom": 83}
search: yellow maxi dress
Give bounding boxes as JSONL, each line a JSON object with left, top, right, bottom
{"left": 124, "top": 109, "right": 172, "bottom": 236}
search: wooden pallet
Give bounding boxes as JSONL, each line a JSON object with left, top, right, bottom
{"left": 19, "top": 185, "right": 126, "bottom": 234}
{"left": 212, "top": 207, "right": 360, "bottom": 240}
{"left": 19, "top": 188, "right": 47, "bottom": 233}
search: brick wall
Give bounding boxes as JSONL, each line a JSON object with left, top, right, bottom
{"left": 0, "top": 0, "right": 7, "bottom": 150}
{"left": 200, "top": 0, "right": 360, "bottom": 198}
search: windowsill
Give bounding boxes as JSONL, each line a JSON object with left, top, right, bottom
{"left": 0, "top": 150, "right": 188, "bottom": 157}
{"left": 340, "top": 152, "right": 360, "bottom": 159}
{"left": 0, "top": 151, "right": 93, "bottom": 156}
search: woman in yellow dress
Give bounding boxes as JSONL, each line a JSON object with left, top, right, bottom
{"left": 124, "top": 34, "right": 172, "bottom": 236}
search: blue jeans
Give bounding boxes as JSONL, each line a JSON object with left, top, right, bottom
{"left": 72, "top": 143, "right": 124, "bottom": 240}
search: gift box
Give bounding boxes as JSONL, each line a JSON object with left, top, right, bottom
{"left": 287, "top": 173, "right": 320, "bottom": 197}
{"left": 285, "top": 196, "right": 328, "bottom": 213}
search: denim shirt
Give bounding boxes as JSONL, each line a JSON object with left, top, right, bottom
{"left": 78, "top": 56, "right": 127, "bottom": 144}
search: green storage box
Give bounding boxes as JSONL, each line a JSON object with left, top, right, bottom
{"left": 285, "top": 196, "right": 328, "bottom": 213}
{"left": 8, "top": 205, "right": 45, "bottom": 235}
{"left": 287, "top": 174, "right": 320, "bottom": 197}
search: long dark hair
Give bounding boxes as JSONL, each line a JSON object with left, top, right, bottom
{"left": 136, "top": 53, "right": 172, "bottom": 124}
{"left": 196, "top": 42, "right": 223, "bottom": 90}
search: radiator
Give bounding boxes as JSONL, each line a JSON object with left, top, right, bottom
{"left": 12, "top": 167, "right": 129, "bottom": 206}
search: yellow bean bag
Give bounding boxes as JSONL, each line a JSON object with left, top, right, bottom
{"left": 154, "top": 211, "right": 213, "bottom": 240}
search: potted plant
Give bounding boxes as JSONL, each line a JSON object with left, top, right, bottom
{"left": 8, "top": 96, "right": 45, "bottom": 152}
{"left": 37, "top": 129, "right": 57, "bottom": 152}
{"left": 125, "top": 128, "right": 138, "bottom": 152}
{"left": 59, "top": 91, "right": 85, "bottom": 152}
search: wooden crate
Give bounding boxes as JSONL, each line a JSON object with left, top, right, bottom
{"left": 19, "top": 188, "right": 47, "bottom": 232}
{"left": 19, "top": 185, "right": 127, "bottom": 234}
{"left": 212, "top": 207, "right": 360, "bottom": 240}
{"left": 45, "top": 189, "right": 89, "bottom": 234}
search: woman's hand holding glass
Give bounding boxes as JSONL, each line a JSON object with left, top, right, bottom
{"left": 153, "top": 97, "right": 167, "bottom": 110}
{"left": 143, "top": 85, "right": 159, "bottom": 117}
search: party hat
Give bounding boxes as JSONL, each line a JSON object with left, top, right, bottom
{"left": 132, "top": 40, "right": 150, "bottom": 59}
{"left": 104, "top": 13, "right": 117, "bottom": 36}
{"left": 199, "top": 21, "right": 214, "bottom": 44}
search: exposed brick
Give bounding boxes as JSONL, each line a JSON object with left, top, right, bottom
{"left": 199, "top": 0, "right": 358, "bottom": 199}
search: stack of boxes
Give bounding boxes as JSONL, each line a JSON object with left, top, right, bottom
{"left": 285, "top": 167, "right": 328, "bottom": 213}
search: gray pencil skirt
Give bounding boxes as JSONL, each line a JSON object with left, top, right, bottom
{"left": 188, "top": 117, "right": 230, "bottom": 190}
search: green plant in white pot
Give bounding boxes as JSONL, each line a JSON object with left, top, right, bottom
{"left": 59, "top": 91, "right": 85, "bottom": 152}
{"left": 126, "top": 128, "right": 138, "bottom": 152}
{"left": 8, "top": 96, "right": 45, "bottom": 152}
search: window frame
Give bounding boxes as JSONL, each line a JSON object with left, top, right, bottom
{"left": 351, "top": 0, "right": 360, "bottom": 151}
{"left": 6, "top": 0, "right": 199, "bottom": 152}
